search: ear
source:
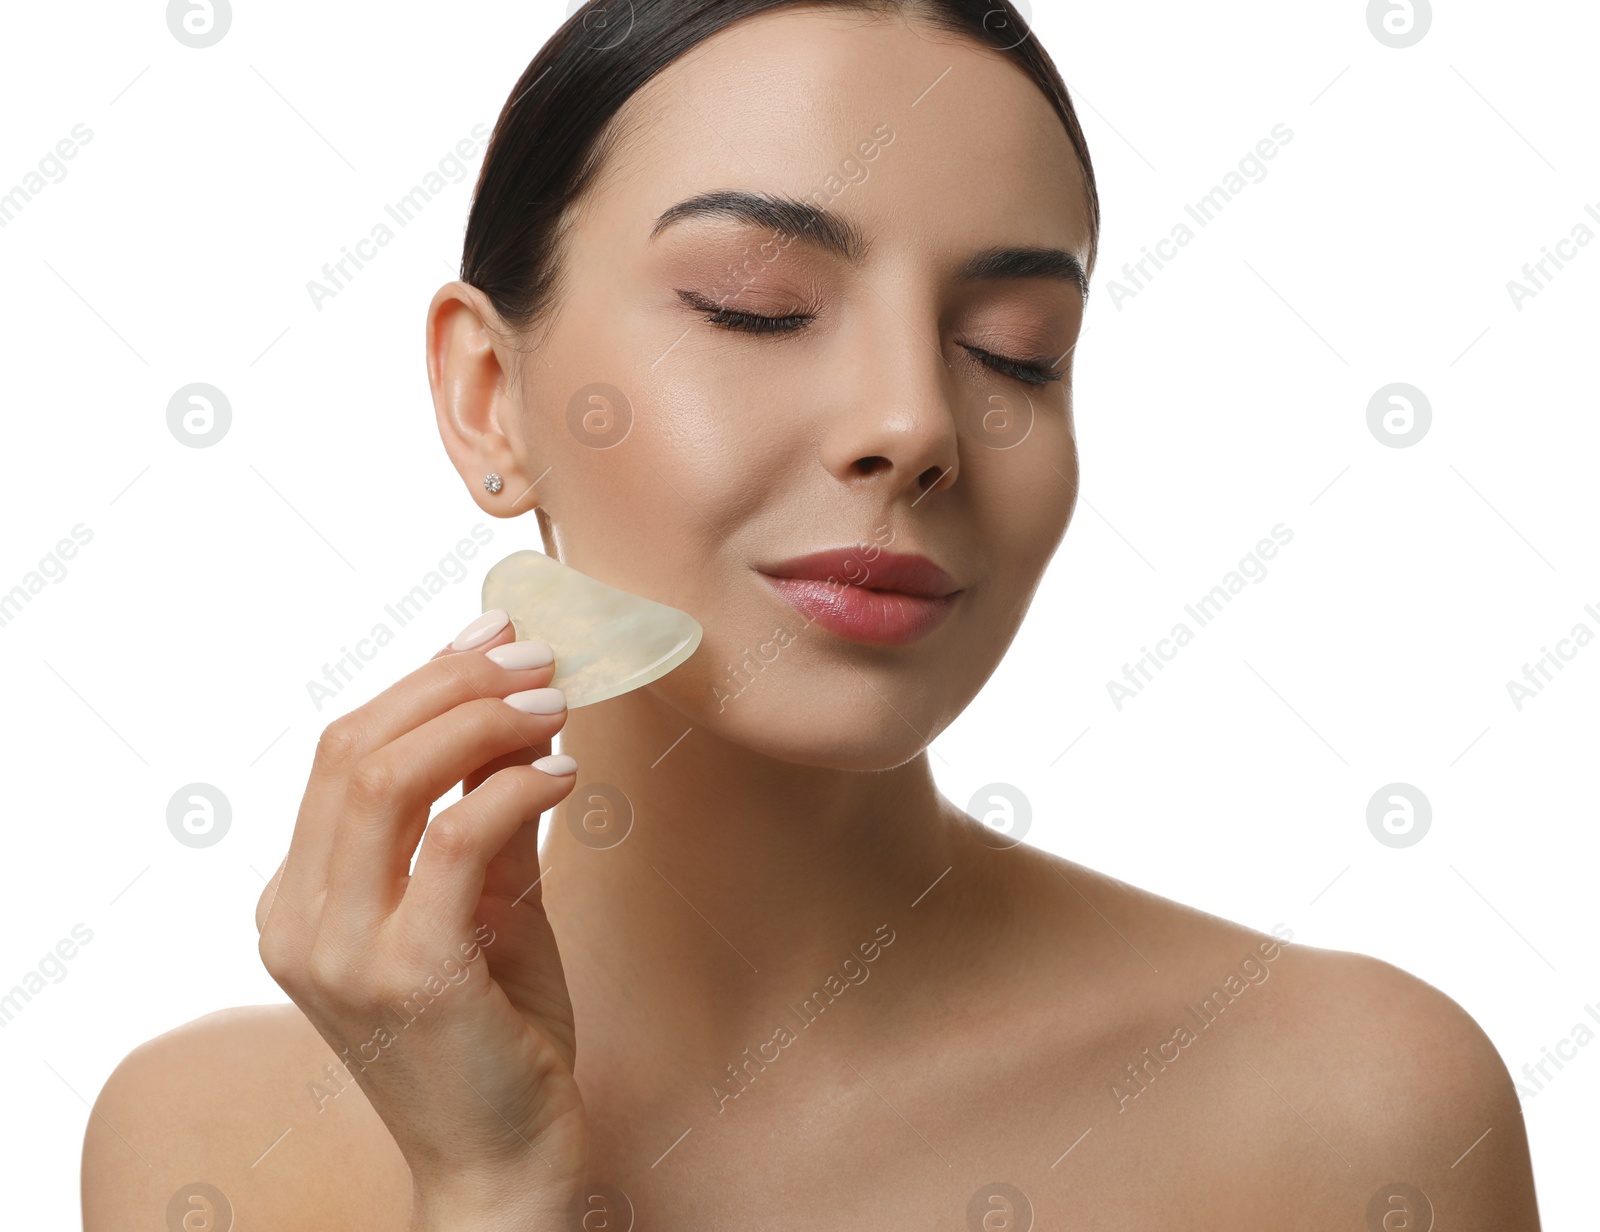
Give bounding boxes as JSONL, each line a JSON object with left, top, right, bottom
{"left": 426, "top": 280, "right": 545, "bottom": 515}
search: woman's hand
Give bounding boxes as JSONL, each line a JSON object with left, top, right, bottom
{"left": 254, "top": 610, "right": 585, "bottom": 1231}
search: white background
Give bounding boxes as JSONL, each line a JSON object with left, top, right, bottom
{"left": 0, "top": 0, "right": 1592, "bottom": 1226}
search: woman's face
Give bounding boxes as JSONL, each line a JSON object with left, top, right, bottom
{"left": 474, "top": 8, "right": 1091, "bottom": 771}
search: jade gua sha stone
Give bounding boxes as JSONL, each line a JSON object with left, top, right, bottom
{"left": 481, "top": 549, "right": 703, "bottom": 708}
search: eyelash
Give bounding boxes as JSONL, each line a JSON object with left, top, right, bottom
{"left": 682, "top": 292, "right": 1064, "bottom": 387}
{"left": 960, "top": 343, "right": 1064, "bottom": 387}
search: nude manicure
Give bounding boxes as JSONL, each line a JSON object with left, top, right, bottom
{"left": 452, "top": 608, "right": 510, "bottom": 650}
{"left": 486, "top": 638, "right": 555, "bottom": 669}
{"left": 506, "top": 687, "right": 567, "bottom": 714}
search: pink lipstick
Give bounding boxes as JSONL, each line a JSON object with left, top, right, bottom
{"left": 755, "top": 548, "right": 962, "bottom": 646}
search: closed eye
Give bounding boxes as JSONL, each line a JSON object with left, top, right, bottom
{"left": 676, "top": 288, "right": 1064, "bottom": 386}
{"left": 958, "top": 343, "right": 1064, "bottom": 387}
{"left": 700, "top": 306, "right": 815, "bottom": 335}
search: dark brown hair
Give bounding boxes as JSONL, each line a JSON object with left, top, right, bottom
{"left": 460, "top": 0, "right": 1099, "bottom": 344}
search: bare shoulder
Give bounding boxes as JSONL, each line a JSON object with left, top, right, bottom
{"left": 1018, "top": 850, "right": 1542, "bottom": 1227}
{"left": 1254, "top": 940, "right": 1542, "bottom": 1227}
{"left": 83, "top": 1002, "right": 411, "bottom": 1232}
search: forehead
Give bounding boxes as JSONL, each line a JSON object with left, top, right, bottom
{"left": 582, "top": 7, "right": 1093, "bottom": 262}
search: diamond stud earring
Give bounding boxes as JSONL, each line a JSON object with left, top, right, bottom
{"left": 483, "top": 473, "right": 504, "bottom": 494}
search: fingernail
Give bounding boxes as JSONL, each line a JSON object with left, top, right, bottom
{"left": 532, "top": 753, "right": 577, "bottom": 776}
{"left": 452, "top": 609, "right": 510, "bottom": 650}
{"left": 486, "top": 638, "right": 555, "bottom": 669}
{"left": 506, "top": 687, "right": 567, "bottom": 714}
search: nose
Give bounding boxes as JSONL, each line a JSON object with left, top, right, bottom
{"left": 816, "top": 321, "right": 961, "bottom": 503}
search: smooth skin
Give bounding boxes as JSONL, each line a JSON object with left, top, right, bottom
{"left": 83, "top": 7, "right": 1541, "bottom": 1230}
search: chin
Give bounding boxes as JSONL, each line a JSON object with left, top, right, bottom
{"left": 716, "top": 705, "right": 938, "bottom": 772}
{"left": 657, "top": 647, "right": 951, "bottom": 772}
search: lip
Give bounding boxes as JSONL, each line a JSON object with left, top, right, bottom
{"left": 755, "top": 548, "right": 963, "bottom": 646}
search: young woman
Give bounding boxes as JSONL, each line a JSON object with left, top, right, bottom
{"left": 83, "top": 2, "right": 1541, "bottom": 1228}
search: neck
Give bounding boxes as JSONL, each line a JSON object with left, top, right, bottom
{"left": 538, "top": 683, "right": 979, "bottom": 1075}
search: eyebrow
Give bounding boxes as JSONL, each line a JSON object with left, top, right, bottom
{"left": 650, "top": 189, "right": 1088, "bottom": 299}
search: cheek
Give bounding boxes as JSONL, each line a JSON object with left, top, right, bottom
{"left": 547, "top": 356, "right": 798, "bottom": 607}
{"left": 965, "top": 408, "right": 1078, "bottom": 566}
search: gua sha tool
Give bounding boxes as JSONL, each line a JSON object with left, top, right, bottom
{"left": 481, "top": 549, "right": 703, "bottom": 708}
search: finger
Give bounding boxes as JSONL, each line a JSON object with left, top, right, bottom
{"left": 439, "top": 619, "right": 534, "bottom": 792}
{"left": 365, "top": 617, "right": 554, "bottom": 755}
{"left": 480, "top": 772, "right": 557, "bottom": 908}
{"left": 276, "top": 631, "right": 556, "bottom": 921}
{"left": 431, "top": 606, "right": 562, "bottom": 667}
{"left": 435, "top": 615, "right": 555, "bottom": 800}
{"left": 322, "top": 691, "right": 569, "bottom": 931}
{"left": 433, "top": 618, "right": 547, "bottom": 795}
{"left": 399, "top": 759, "right": 578, "bottom": 939}
{"left": 430, "top": 613, "right": 517, "bottom": 662}
{"left": 254, "top": 853, "right": 289, "bottom": 933}
{"left": 463, "top": 739, "right": 548, "bottom": 797}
